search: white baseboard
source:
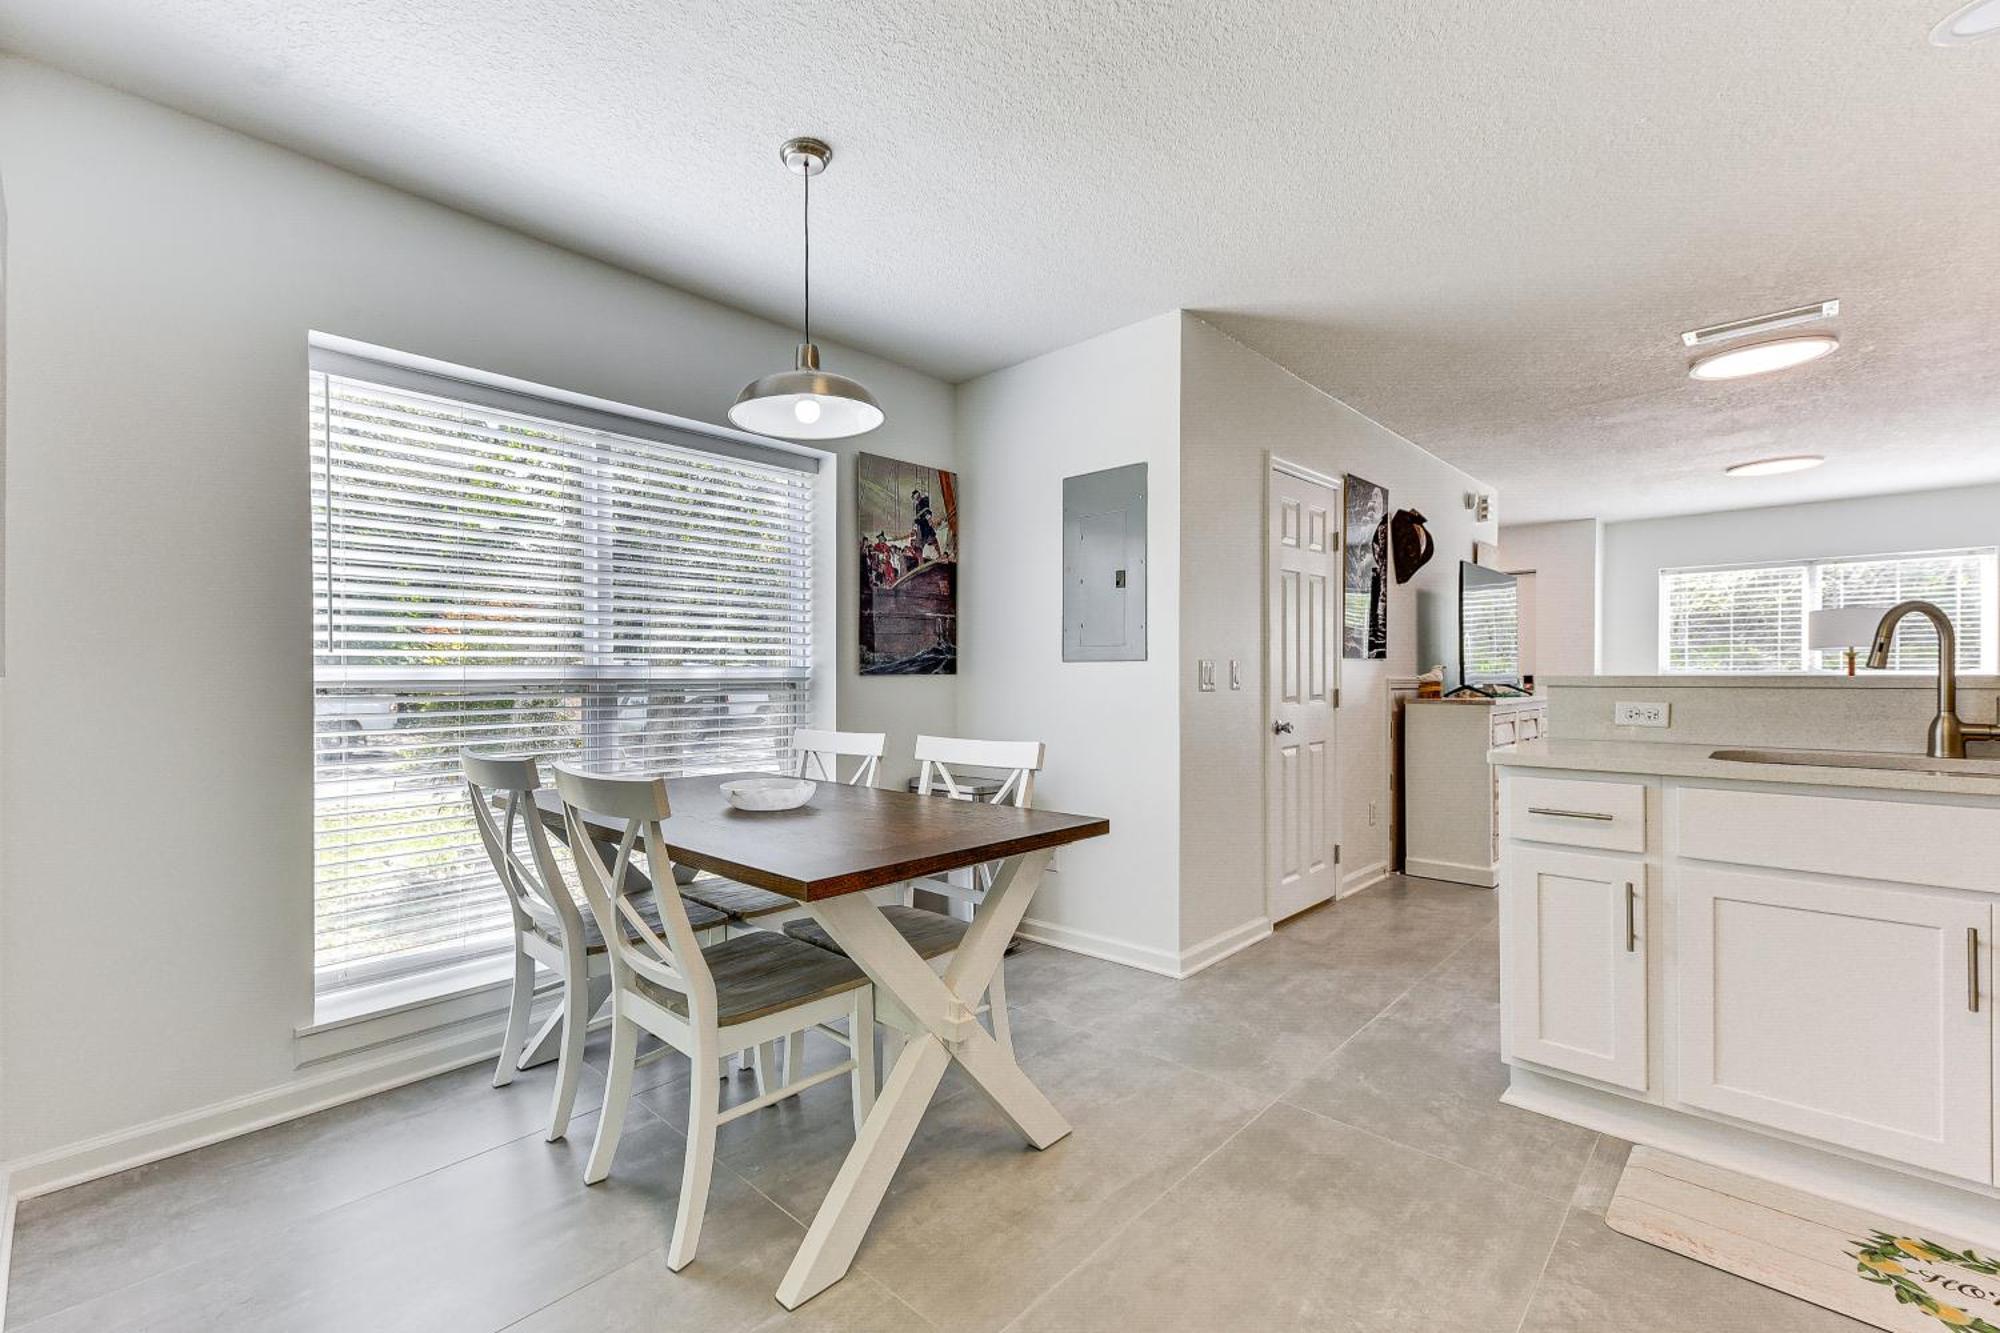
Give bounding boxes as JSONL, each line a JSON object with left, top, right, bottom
{"left": 1015, "top": 916, "right": 1183, "bottom": 977}
{"left": 1337, "top": 859, "right": 1390, "bottom": 899}
{"left": 2, "top": 1013, "right": 516, "bottom": 1203}
{"left": 1, "top": 1166, "right": 15, "bottom": 1322}
{"left": 1402, "top": 856, "right": 1496, "bottom": 888}
{"left": 1015, "top": 913, "right": 1272, "bottom": 980}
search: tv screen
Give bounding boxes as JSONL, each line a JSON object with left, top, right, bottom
{"left": 1460, "top": 561, "right": 1521, "bottom": 688}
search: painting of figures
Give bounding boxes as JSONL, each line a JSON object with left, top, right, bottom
{"left": 858, "top": 453, "right": 958, "bottom": 674}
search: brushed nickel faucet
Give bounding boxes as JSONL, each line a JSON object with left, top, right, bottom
{"left": 1867, "top": 600, "right": 2000, "bottom": 758}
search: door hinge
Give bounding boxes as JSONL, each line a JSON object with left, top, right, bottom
{"left": 1334, "top": 843, "right": 1342, "bottom": 865}
{"left": 1333, "top": 687, "right": 1341, "bottom": 709}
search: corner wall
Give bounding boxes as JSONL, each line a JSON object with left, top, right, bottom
{"left": 1178, "top": 317, "right": 1498, "bottom": 947}
{"left": 0, "top": 58, "right": 956, "bottom": 1177}
{"left": 955, "top": 314, "right": 1183, "bottom": 972}
{"left": 1495, "top": 518, "right": 1602, "bottom": 680}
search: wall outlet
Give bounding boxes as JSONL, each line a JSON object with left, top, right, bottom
{"left": 1614, "top": 701, "right": 1670, "bottom": 728}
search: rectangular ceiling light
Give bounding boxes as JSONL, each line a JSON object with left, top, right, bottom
{"left": 1681, "top": 300, "right": 1840, "bottom": 348}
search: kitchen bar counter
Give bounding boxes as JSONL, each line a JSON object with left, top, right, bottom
{"left": 1490, "top": 737, "right": 2000, "bottom": 797}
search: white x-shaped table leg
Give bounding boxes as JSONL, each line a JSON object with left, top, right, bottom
{"left": 776, "top": 848, "right": 1067, "bottom": 1309}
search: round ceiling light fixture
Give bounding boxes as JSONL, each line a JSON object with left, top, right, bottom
{"left": 728, "top": 137, "right": 884, "bottom": 440}
{"left": 1932, "top": 0, "right": 2000, "bottom": 44}
{"left": 1725, "top": 455, "right": 1826, "bottom": 478}
{"left": 1688, "top": 335, "right": 1840, "bottom": 381}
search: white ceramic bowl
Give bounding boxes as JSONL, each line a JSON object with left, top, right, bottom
{"left": 720, "top": 777, "right": 816, "bottom": 812}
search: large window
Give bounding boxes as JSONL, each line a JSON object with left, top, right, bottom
{"left": 310, "top": 348, "right": 818, "bottom": 1001}
{"left": 1660, "top": 548, "right": 1997, "bottom": 674}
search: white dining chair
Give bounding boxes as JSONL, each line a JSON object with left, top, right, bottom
{"left": 553, "top": 763, "right": 877, "bottom": 1272}
{"left": 463, "top": 752, "right": 729, "bottom": 1143}
{"left": 784, "top": 733, "right": 1042, "bottom": 1066}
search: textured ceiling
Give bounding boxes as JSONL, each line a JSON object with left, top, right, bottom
{"left": 5, "top": 0, "right": 1999, "bottom": 522}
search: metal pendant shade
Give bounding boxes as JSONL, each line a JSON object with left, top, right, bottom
{"left": 729, "top": 138, "right": 883, "bottom": 440}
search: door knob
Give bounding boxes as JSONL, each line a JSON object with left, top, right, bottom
{"left": 1273, "top": 721, "right": 1294, "bottom": 734}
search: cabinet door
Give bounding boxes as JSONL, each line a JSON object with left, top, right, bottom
{"left": 1677, "top": 867, "right": 1991, "bottom": 1182}
{"left": 1504, "top": 846, "right": 1648, "bottom": 1091}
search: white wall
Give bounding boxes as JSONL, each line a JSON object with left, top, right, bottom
{"left": 1178, "top": 317, "right": 1498, "bottom": 937}
{"left": 0, "top": 59, "right": 957, "bottom": 1171}
{"left": 1495, "top": 518, "right": 1601, "bottom": 680}
{"left": 1601, "top": 482, "right": 2000, "bottom": 674}
{"left": 955, "top": 314, "right": 1184, "bottom": 972}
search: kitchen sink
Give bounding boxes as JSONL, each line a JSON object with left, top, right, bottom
{"left": 1709, "top": 747, "right": 2000, "bottom": 778}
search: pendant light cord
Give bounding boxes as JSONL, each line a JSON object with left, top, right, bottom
{"left": 802, "top": 161, "right": 811, "bottom": 345}
{"left": 792, "top": 161, "right": 800, "bottom": 342}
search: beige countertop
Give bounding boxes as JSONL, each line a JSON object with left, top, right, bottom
{"left": 1541, "top": 674, "right": 2000, "bottom": 691}
{"left": 1489, "top": 738, "right": 2000, "bottom": 797}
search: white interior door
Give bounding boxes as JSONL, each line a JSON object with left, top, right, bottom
{"left": 1266, "top": 463, "right": 1341, "bottom": 922}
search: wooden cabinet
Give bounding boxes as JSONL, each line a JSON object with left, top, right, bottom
{"left": 1676, "top": 867, "right": 1992, "bottom": 1182}
{"left": 1503, "top": 845, "right": 1648, "bottom": 1091}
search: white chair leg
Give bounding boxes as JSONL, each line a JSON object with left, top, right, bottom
{"left": 717, "top": 1056, "right": 731, "bottom": 1081}
{"left": 493, "top": 947, "right": 533, "bottom": 1088}
{"left": 753, "top": 1042, "right": 778, "bottom": 1099}
{"left": 546, "top": 950, "right": 590, "bottom": 1142}
{"left": 880, "top": 1028, "right": 906, "bottom": 1086}
{"left": 785, "top": 1029, "right": 808, "bottom": 1093}
{"left": 584, "top": 1011, "right": 637, "bottom": 1185}
{"left": 668, "top": 1027, "right": 720, "bottom": 1272}
{"left": 985, "top": 960, "right": 1012, "bottom": 1057}
{"left": 850, "top": 987, "right": 876, "bottom": 1132}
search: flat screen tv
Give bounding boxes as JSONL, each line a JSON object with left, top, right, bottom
{"left": 1459, "top": 561, "right": 1522, "bottom": 688}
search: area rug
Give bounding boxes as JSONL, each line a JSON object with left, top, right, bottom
{"left": 1607, "top": 1145, "right": 2000, "bottom": 1331}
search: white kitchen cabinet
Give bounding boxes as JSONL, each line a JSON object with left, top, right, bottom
{"left": 1503, "top": 845, "right": 1648, "bottom": 1091}
{"left": 1677, "top": 866, "right": 1992, "bottom": 1183}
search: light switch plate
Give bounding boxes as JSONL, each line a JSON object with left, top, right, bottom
{"left": 1198, "top": 659, "right": 1216, "bottom": 692}
{"left": 1228, "top": 659, "right": 1242, "bottom": 690}
{"left": 1615, "top": 701, "right": 1669, "bottom": 727}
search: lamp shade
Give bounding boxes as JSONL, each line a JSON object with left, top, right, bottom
{"left": 1808, "top": 606, "right": 1886, "bottom": 651}
{"left": 728, "top": 342, "right": 883, "bottom": 441}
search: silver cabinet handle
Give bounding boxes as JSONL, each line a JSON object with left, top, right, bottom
{"left": 1527, "top": 807, "right": 1614, "bottom": 822}
{"left": 1971, "top": 927, "right": 1981, "bottom": 1014}
{"left": 1625, "top": 883, "right": 1637, "bottom": 953}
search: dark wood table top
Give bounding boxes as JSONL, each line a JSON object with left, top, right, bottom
{"left": 536, "top": 773, "right": 1110, "bottom": 902}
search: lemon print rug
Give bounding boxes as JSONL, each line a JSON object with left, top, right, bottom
{"left": 1608, "top": 1146, "right": 2000, "bottom": 1331}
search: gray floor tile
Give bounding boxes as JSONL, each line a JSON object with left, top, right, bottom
{"left": 1280, "top": 933, "right": 1598, "bottom": 1203}
{"left": 5, "top": 1056, "right": 608, "bottom": 1328}
{"left": 510, "top": 1246, "right": 931, "bottom": 1333}
{"left": 1567, "top": 1136, "right": 1631, "bottom": 1219}
{"left": 1516, "top": 1210, "right": 1874, "bottom": 1332}
{"left": 1013, "top": 1101, "right": 1567, "bottom": 1333}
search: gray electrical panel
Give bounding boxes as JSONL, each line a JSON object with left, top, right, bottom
{"left": 1062, "top": 463, "right": 1147, "bottom": 662}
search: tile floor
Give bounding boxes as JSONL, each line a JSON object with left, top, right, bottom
{"left": 3, "top": 876, "right": 1869, "bottom": 1331}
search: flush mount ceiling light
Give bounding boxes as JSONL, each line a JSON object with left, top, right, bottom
{"left": 1688, "top": 335, "right": 1841, "bottom": 381}
{"left": 1725, "top": 455, "right": 1826, "bottom": 477}
{"left": 1933, "top": 0, "right": 2000, "bottom": 44}
{"left": 728, "top": 137, "right": 883, "bottom": 440}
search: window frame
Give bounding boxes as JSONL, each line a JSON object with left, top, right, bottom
{"left": 307, "top": 336, "right": 837, "bottom": 1015}
{"left": 1657, "top": 547, "right": 2000, "bottom": 675}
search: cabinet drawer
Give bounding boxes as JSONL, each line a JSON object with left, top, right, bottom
{"left": 1492, "top": 718, "right": 1518, "bottom": 747}
{"left": 1507, "top": 775, "right": 1647, "bottom": 852}
{"left": 1676, "top": 787, "right": 2000, "bottom": 891}
{"left": 1517, "top": 713, "right": 1542, "bottom": 743}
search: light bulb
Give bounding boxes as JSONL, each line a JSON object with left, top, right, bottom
{"left": 793, "top": 398, "right": 823, "bottom": 425}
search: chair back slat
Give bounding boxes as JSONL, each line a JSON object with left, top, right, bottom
{"left": 554, "top": 765, "right": 717, "bottom": 1018}
{"left": 794, "top": 727, "right": 887, "bottom": 786}
{"left": 913, "top": 735, "right": 1044, "bottom": 808}
{"left": 462, "top": 751, "right": 585, "bottom": 941}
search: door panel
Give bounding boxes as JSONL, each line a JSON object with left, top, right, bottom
{"left": 1504, "top": 846, "right": 1648, "bottom": 1091}
{"left": 1677, "top": 867, "right": 1991, "bottom": 1182}
{"left": 1267, "top": 466, "right": 1341, "bottom": 921}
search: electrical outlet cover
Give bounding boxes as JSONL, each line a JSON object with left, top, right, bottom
{"left": 1614, "top": 701, "right": 1670, "bottom": 727}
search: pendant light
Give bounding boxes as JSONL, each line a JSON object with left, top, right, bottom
{"left": 729, "top": 137, "right": 883, "bottom": 439}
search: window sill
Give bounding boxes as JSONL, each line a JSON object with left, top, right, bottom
{"left": 296, "top": 953, "right": 547, "bottom": 1067}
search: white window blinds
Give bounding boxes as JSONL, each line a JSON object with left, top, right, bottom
{"left": 1660, "top": 549, "right": 1997, "bottom": 675}
{"left": 1814, "top": 550, "right": 1994, "bottom": 673}
{"left": 1461, "top": 581, "right": 1521, "bottom": 684}
{"left": 1662, "top": 564, "right": 1807, "bottom": 673}
{"left": 311, "top": 362, "right": 817, "bottom": 996}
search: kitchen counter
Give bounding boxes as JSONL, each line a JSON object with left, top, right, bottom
{"left": 1491, "top": 737, "right": 2000, "bottom": 797}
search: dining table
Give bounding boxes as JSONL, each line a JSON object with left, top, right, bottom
{"left": 537, "top": 771, "right": 1110, "bottom": 1309}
